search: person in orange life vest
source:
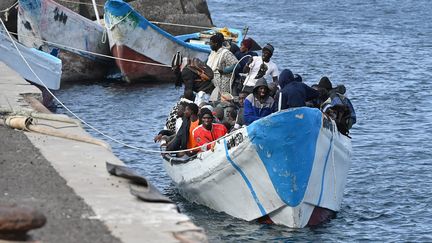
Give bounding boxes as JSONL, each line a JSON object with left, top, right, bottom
{"left": 193, "top": 108, "right": 227, "bottom": 151}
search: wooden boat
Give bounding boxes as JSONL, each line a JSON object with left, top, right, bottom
{"left": 104, "top": 0, "right": 243, "bottom": 83}
{"left": 0, "top": 24, "right": 61, "bottom": 90}
{"left": 161, "top": 107, "right": 352, "bottom": 228}
{"left": 17, "top": 0, "right": 110, "bottom": 83}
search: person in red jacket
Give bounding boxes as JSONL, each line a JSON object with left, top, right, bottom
{"left": 193, "top": 108, "right": 228, "bottom": 151}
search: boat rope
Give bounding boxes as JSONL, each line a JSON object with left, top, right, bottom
{"left": 229, "top": 54, "right": 251, "bottom": 94}
{"left": 9, "top": 31, "right": 171, "bottom": 67}
{"left": 105, "top": 11, "right": 133, "bottom": 30}
{"left": 0, "top": 1, "right": 18, "bottom": 22}
{"left": 1, "top": 18, "right": 228, "bottom": 154}
{"left": 0, "top": 1, "right": 18, "bottom": 13}
{"left": 57, "top": 0, "right": 104, "bottom": 7}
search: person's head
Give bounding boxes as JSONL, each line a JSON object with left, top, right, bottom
{"left": 177, "top": 101, "right": 189, "bottom": 117}
{"left": 199, "top": 108, "right": 214, "bottom": 129}
{"left": 240, "top": 38, "right": 253, "bottom": 53}
{"left": 253, "top": 78, "right": 270, "bottom": 99}
{"left": 238, "top": 91, "right": 248, "bottom": 107}
{"left": 262, "top": 43, "right": 274, "bottom": 62}
{"left": 183, "top": 89, "right": 195, "bottom": 102}
{"left": 210, "top": 32, "right": 224, "bottom": 51}
{"left": 317, "top": 76, "right": 333, "bottom": 92}
{"left": 184, "top": 103, "right": 199, "bottom": 118}
{"left": 213, "top": 107, "right": 224, "bottom": 121}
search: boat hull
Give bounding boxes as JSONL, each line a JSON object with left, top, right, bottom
{"left": 0, "top": 26, "right": 61, "bottom": 90}
{"left": 104, "top": 0, "right": 242, "bottom": 83}
{"left": 17, "top": 0, "right": 110, "bottom": 83}
{"left": 162, "top": 107, "right": 352, "bottom": 228}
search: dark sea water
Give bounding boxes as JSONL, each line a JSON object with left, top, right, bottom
{"left": 55, "top": 0, "right": 432, "bottom": 241}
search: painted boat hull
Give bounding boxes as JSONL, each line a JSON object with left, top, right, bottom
{"left": 0, "top": 26, "right": 61, "bottom": 90}
{"left": 104, "top": 0, "right": 242, "bottom": 83}
{"left": 17, "top": 0, "right": 110, "bottom": 83}
{"left": 162, "top": 107, "right": 352, "bottom": 228}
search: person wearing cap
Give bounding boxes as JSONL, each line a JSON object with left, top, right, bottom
{"left": 275, "top": 69, "right": 319, "bottom": 110}
{"left": 193, "top": 108, "right": 228, "bottom": 151}
{"left": 206, "top": 32, "right": 239, "bottom": 100}
{"left": 243, "top": 78, "right": 276, "bottom": 125}
{"left": 318, "top": 76, "right": 356, "bottom": 135}
{"left": 242, "top": 43, "right": 279, "bottom": 94}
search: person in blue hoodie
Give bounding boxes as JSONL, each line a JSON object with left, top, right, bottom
{"left": 275, "top": 69, "right": 319, "bottom": 110}
{"left": 244, "top": 78, "right": 276, "bottom": 125}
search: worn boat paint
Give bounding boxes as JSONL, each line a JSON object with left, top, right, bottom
{"left": 162, "top": 107, "right": 352, "bottom": 228}
{"left": 0, "top": 25, "right": 61, "bottom": 90}
{"left": 104, "top": 0, "right": 243, "bottom": 83}
{"left": 17, "top": 0, "right": 110, "bottom": 83}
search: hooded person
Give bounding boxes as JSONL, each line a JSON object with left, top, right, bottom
{"left": 243, "top": 78, "right": 276, "bottom": 125}
{"left": 319, "top": 76, "right": 356, "bottom": 135}
{"left": 242, "top": 43, "right": 279, "bottom": 94}
{"left": 275, "top": 69, "right": 319, "bottom": 110}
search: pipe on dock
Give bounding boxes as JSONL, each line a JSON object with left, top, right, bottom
{"left": 4, "top": 116, "right": 111, "bottom": 150}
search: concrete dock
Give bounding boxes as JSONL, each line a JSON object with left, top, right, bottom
{"left": 0, "top": 62, "right": 207, "bottom": 243}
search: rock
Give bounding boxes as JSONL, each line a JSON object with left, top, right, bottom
{"left": 129, "top": 0, "right": 214, "bottom": 35}
{"left": 0, "top": 204, "right": 46, "bottom": 234}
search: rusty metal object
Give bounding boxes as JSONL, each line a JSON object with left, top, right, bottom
{"left": 0, "top": 204, "right": 46, "bottom": 238}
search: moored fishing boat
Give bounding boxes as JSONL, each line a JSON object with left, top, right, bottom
{"left": 17, "top": 0, "right": 110, "bottom": 83}
{"left": 0, "top": 23, "right": 61, "bottom": 90}
{"left": 161, "top": 107, "right": 352, "bottom": 228}
{"left": 104, "top": 0, "right": 243, "bottom": 83}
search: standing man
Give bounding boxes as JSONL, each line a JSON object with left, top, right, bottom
{"left": 243, "top": 43, "right": 279, "bottom": 94}
{"left": 206, "top": 33, "right": 239, "bottom": 100}
{"left": 193, "top": 108, "right": 228, "bottom": 151}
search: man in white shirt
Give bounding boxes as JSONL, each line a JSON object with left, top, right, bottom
{"left": 242, "top": 43, "right": 279, "bottom": 94}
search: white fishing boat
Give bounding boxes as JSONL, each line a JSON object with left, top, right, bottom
{"left": 0, "top": 24, "right": 61, "bottom": 90}
{"left": 17, "top": 0, "right": 110, "bottom": 83}
{"left": 104, "top": 0, "right": 243, "bottom": 83}
{"left": 161, "top": 107, "right": 352, "bottom": 228}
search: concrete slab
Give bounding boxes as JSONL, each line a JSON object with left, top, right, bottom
{"left": 0, "top": 62, "right": 207, "bottom": 243}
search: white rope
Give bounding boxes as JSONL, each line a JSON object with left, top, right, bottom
{"left": 105, "top": 11, "right": 133, "bottom": 30}
{"left": 10, "top": 31, "right": 171, "bottom": 67}
{"left": 1, "top": 18, "right": 224, "bottom": 154}
{"left": 91, "top": 0, "right": 101, "bottom": 26}
{"left": 0, "top": 1, "right": 18, "bottom": 13}
{"left": 57, "top": 0, "right": 104, "bottom": 7}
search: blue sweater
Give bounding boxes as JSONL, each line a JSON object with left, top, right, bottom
{"left": 243, "top": 94, "right": 275, "bottom": 125}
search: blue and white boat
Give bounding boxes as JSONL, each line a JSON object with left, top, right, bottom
{"left": 0, "top": 24, "right": 61, "bottom": 90}
{"left": 104, "top": 0, "right": 243, "bottom": 83}
{"left": 161, "top": 107, "right": 352, "bottom": 228}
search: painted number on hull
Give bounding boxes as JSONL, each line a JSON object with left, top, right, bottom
{"left": 227, "top": 133, "right": 244, "bottom": 150}
{"left": 53, "top": 7, "right": 68, "bottom": 24}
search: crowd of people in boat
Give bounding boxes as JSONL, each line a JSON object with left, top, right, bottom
{"left": 155, "top": 32, "right": 356, "bottom": 157}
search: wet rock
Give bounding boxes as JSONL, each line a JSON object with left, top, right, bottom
{"left": 0, "top": 204, "right": 46, "bottom": 234}
{"left": 130, "top": 0, "right": 213, "bottom": 35}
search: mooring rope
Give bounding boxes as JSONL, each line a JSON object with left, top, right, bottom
{"left": 0, "top": 1, "right": 18, "bottom": 13}
{"left": 1, "top": 18, "right": 229, "bottom": 154}
{"left": 9, "top": 31, "right": 171, "bottom": 67}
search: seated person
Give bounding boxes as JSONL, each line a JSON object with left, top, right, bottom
{"left": 166, "top": 103, "right": 200, "bottom": 156}
{"left": 275, "top": 69, "right": 319, "bottom": 109}
{"left": 318, "top": 76, "right": 356, "bottom": 135}
{"left": 193, "top": 108, "right": 228, "bottom": 151}
{"left": 244, "top": 78, "right": 276, "bottom": 125}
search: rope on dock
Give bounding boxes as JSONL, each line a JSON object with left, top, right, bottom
{"left": 1, "top": 18, "right": 228, "bottom": 154}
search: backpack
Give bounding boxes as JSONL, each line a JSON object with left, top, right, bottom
{"left": 186, "top": 58, "right": 214, "bottom": 82}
